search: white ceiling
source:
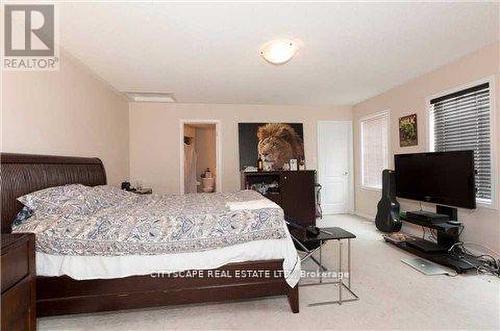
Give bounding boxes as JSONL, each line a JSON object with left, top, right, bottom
{"left": 58, "top": 2, "right": 499, "bottom": 106}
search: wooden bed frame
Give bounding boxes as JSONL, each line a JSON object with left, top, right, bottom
{"left": 0, "top": 153, "right": 299, "bottom": 316}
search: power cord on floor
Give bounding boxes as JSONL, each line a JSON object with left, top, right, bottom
{"left": 448, "top": 242, "right": 500, "bottom": 277}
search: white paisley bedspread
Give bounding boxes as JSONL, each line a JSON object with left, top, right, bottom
{"left": 13, "top": 186, "right": 301, "bottom": 286}
{"left": 13, "top": 188, "right": 288, "bottom": 256}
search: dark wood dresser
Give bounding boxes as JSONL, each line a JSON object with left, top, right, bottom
{"left": 1, "top": 233, "right": 36, "bottom": 331}
{"left": 241, "top": 170, "right": 317, "bottom": 227}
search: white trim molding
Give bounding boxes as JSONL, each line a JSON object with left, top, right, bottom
{"left": 354, "top": 211, "right": 375, "bottom": 221}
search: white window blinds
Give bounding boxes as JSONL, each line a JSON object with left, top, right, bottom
{"left": 430, "top": 82, "right": 491, "bottom": 203}
{"left": 361, "top": 112, "right": 389, "bottom": 189}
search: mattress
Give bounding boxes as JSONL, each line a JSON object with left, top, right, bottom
{"left": 36, "top": 220, "right": 301, "bottom": 287}
{"left": 13, "top": 186, "right": 301, "bottom": 286}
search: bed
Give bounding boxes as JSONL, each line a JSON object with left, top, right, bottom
{"left": 1, "top": 153, "right": 300, "bottom": 316}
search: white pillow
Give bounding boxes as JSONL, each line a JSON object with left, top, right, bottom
{"left": 17, "top": 184, "right": 93, "bottom": 215}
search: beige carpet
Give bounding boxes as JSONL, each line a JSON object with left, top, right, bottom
{"left": 39, "top": 215, "right": 500, "bottom": 330}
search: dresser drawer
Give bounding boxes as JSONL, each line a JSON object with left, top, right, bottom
{"left": 1, "top": 233, "right": 36, "bottom": 331}
{"left": 1, "top": 277, "right": 30, "bottom": 331}
{"left": 1, "top": 240, "right": 30, "bottom": 293}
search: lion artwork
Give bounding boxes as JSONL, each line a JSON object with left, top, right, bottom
{"left": 257, "top": 123, "right": 304, "bottom": 171}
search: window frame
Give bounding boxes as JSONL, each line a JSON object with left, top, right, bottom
{"left": 426, "top": 76, "right": 497, "bottom": 209}
{"left": 359, "top": 110, "right": 391, "bottom": 191}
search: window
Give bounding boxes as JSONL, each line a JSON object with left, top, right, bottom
{"left": 430, "top": 82, "right": 492, "bottom": 205}
{"left": 361, "top": 112, "right": 389, "bottom": 189}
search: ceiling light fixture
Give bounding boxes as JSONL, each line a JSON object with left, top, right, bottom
{"left": 125, "top": 92, "right": 176, "bottom": 103}
{"left": 259, "top": 39, "right": 300, "bottom": 65}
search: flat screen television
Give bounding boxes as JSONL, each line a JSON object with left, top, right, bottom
{"left": 394, "top": 151, "right": 476, "bottom": 209}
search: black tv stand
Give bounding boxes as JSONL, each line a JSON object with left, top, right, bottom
{"left": 385, "top": 237, "right": 477, "bottom": 273}
{"left": 401, "top": 212, "right": 461, "bottom": 248}
{"left": 405, "top": 236, "right": 447, "bottom": 253}
{"left": 384, "top": 206, "right": 480, "bottom": 273}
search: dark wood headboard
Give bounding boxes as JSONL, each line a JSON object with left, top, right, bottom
{"left": 1, "top": 153, "right": 106, "bottom": 233}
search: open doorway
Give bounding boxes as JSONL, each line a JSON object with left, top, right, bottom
{"left": 180, "top": 120, "right": 221, "bottom": 194}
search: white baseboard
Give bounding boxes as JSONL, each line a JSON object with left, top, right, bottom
{"left": 353, "top": 211, "right": 375, "bottom": 220}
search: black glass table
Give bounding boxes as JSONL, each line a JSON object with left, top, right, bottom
{"left": 293, "top": 227, "right": 359, "bottom": 306}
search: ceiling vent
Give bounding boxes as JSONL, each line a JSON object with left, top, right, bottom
{"left": 125, "top": 92, "right": 176, "bottom": 103}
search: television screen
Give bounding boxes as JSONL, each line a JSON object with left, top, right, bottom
{"left": 395, "top": 151, "right": 476, "bottom": 209}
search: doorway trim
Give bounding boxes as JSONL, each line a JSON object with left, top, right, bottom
{"left": 317, "top": 120, "right": 354, "bottom": 214}
{"left": 179, "top": 119, "right": 222, "bottom": 194}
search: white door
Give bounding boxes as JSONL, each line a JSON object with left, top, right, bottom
{"left": 317, "top": 121, "right": 353, "bottom": 214}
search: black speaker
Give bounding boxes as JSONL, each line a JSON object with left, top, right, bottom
{"left": 375, "top": 169, "right": 402, "bottom": 232}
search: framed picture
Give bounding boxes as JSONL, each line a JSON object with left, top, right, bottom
{"left": 238, "top": 123, "right": 304, "bottom": 171}
{"left": 399, "top": 114, "right": 418, "bottom": 147}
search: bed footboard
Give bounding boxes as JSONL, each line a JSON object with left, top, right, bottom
{"left": 36, "top": 259, "right": 299, "bottom": 316}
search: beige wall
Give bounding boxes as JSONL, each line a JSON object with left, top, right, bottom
{"left": 4, "top": 38, "right": 497, "bottom": 251}
{"left": 1, "top": 51, "right": 130, "bottom": 185}
{"left": 129, "top": 103, "right": 352, "bottom": 194}
{"left": 353, "top": 43, "right": 500, "bottom": 251}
